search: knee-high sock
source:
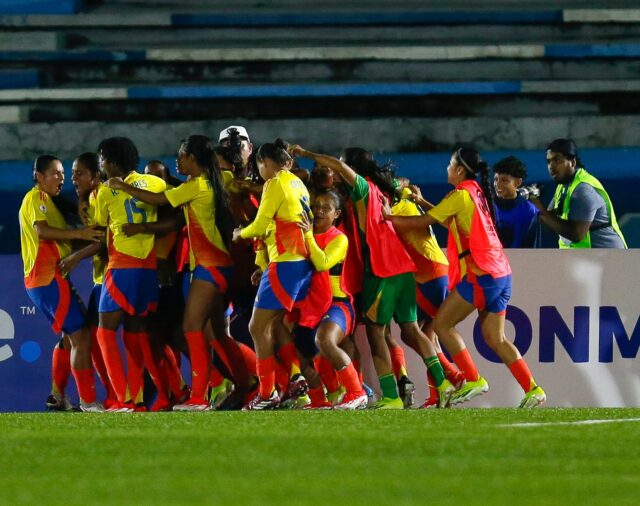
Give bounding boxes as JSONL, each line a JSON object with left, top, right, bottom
{"left": 389, "top": 345, "right": 408, "bottom": 380}
{"left": 123, "top": 331, "right": 145, "bottom": 405}
{"left": 508, "top": 358, "right": 538, "bottom": 393}
{"left": 452, "top": 348, "right": 480, "bottom": 382}
{"left": 211, "top": 335, "right": 250, "bottom": 387}
{"left": 185, "top": 330, "right": 211, "bottom": 403}
{"left": 277, "top": 342, "right": 301, "bottom": 378}
{"left": 314, "top": 355, "right": 339, "bottom": 393}
{"left": 257, "top": 355, "right": 276, "bottom": 398}
{"left": 90, "top": 326, "right": 115, "bottom": 400}
{"left": 71, "top": 368, "right": 96, "bottom": 404}
{"left": 336, "top": 362, "right": 364, "bottom": 396}
{"left": 51, "top": 343, "right": 71, "bottom": 397}
{"left": 437, "top": 351, "right": 464, "bottom": 386}
{"left": 135, "top": 332, "right": 169, "bottom": 404}
{"left": 96, "top": 327, "right": 129, "bottom": 403}
{"left": 162, "top": 344, "right": 184, "bottom": 397}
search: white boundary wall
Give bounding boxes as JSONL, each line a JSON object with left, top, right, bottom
{"left": 356, "top": 249, "right": 640, "bottom": 407}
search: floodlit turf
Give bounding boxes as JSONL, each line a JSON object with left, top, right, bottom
{"left": 1, "top": 408, "right": 639, "bottom": 505}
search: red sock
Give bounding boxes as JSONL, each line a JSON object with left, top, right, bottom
{"left": 184, "top": 330, "right": 211, "bottom": 403}
{"left": 508, "top": 358, "right": 537, "bottom": 393}
{"left": 90, "top": 326, "right": 115, "bottom": 400}
{"left": 426, "top": 370, "right": 438, "bottom": 403}
{"left": 389, "top": 345, "right": 407, "bottom": 380}
{"left": 308, "top": 386, "right": 327, "bottom": 404}
{"left": 257, "top": 355, "right": 276, "bottom": 398}
{"left": 123, "top": 331, "right": 145, "bottom": 405}
{"left": 136, "top": 332, "right": 169, "bottom": 403}
{"left": 162, "top": 344, "right": 184, "bottom": 397}
{"left": 209, "top": 364, "right": 225, "bottom": 388}
{"left": 51, "top": 344, "right": 71, "bottom": 397}
{"left": 211, "top": 335, "right": 250, "bottom": 387}
{"left": 314, "top": 355, "right": 339, "bottom": 393}
{"left": 277, "top": 342, "right": 301, "bottom": 377}
{"left": 71, "top": 368, "right": 96, "bottom": 404}
{"left": 238, "top": 343, "right": 257, "bottom": 376}
{"left": 437, "top": 351, "right": 465, "bottom": 385}
{"left": 452, "top": 348, "right": 480, "bottom": 382}
{"left": 96, "top": 327, "right": 128, "bottom": 403}
{"left": 275, "top": 360, "right": 289, "bottom": 396}
{"left": 336, "top": 362, "right": 364, "bottom": 396}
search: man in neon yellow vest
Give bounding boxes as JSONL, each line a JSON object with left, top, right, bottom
{"left": 527, "top": 139, "right": 626, "bottom": 249}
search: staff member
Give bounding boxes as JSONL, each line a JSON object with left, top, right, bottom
{"left": 529, "top": 139, "right": 626, "bottom": 249}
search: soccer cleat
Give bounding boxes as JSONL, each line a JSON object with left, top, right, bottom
{"left": 327, "top": 385, "right": 347, "bottom": 406}
{"left": 46, "top": 394, "right": 74, "bottom": 412}
{"left": 519, "top": 385, "right": 546, "bottom": 408}
{"left": 242, "top": 390, "right": 281, "bottom": 411}
{"left": 134, "top": 403, "right": 148, "bottom": 412}
{"left": 418, "top": 397, "right": 439, "bottom": 409}
{"left": 397, "top": 376, "right": 415, "bottom": 409}
{"left": 437, "top": 379, "right": 456, "bottom": 408}
{"left": 173, "top": 398, "right": 212, "bottom": 412}
{"left": 448, "top": 370, "right": 466, "bottom": 391}
{"left": 106, "top": 401, "right": 135, "bottom": 413}
{"left": 210, "top": 377, "right": 235, "bottom": 410}
{"left": 80, "top": 401, "right": 105, "bottom": 413}
{"left": 451, "top": 376, "right": 489, "bottom": 405}
{"left": 362, "top": 383, "right": 376, "bottom": 406}
{"left": 150, "top": 398, "right": 171, "bottom": 412}
{"left": 334, "top": 392, "right": 369, "bottom": 411}
{"left": 371, "top": 396, "right": 404, "bottom": 410}
{"left": 303, "top": 398, "right": 333, "bottom": 410}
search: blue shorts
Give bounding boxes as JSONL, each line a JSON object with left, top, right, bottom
{"left": 320, "top": 299, "right": 355, "bottom": 335}
{"left": 415, "top": 275, "right": 449, "bottom": 323}
{"left": 100, "top": 268, "right": 158, "bottom": 316}
{"left": 26, "top": 273, "right": 86, "bottom": 335}
{"left": 191, "top": 264, "right": 234, "bottom": 294}
{"left": 255, "top": 261, "right": 312, "bottom": 311}
{"left": 457, "top": 273, "right": 511, "bottom": 314}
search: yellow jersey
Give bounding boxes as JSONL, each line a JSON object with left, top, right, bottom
{"left": 19, "top": 187, "right": 72, "bottom": 288}
{"left": 165, "top": 175, "right": 232, "bottom": 269}
{"left": 240, "top": 170, "right": 310, "bottom": 263}
{"left": 94, "top": 171, "right": 166, "bottom": 269}
{"left": 87, "top": 185, "right": 106, "bottom": 285}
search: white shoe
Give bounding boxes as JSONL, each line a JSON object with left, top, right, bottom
{"left": 80, "top": 401, "right": 105, "bottom": 413}
{"left": 173, "top": 400, "right": 212, "bottom": 412}
{"left": 334, "top": 392, "right": 369, "bottom": 410}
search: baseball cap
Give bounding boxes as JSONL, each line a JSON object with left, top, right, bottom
{"left": 219, "top": 125, "right": 250, "bottom": 143}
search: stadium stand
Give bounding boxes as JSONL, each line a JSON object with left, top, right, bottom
{"left": 1, "top": 0, "right": 639, "bottom": 248}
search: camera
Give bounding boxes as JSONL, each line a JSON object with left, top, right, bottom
{"left": 518, "top": 184, "right": 542, "bottom": 200}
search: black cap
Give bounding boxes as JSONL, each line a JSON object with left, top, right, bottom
{"left": 546, "top": 138, "right": 578, "bottom": 158}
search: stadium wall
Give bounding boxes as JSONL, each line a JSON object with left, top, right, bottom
{"left": 1, "top": 249, "right": 639, "bottom": 412}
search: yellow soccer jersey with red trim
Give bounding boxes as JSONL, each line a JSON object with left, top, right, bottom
{"left": 19, "top": 187, "right": 72, "bottom": 288}
{"left": 427, "top": 188, "right": 486, "bottom": 277}
{"left": 87, "top": 186, "right": 106, "bottom": 284}
{"left": 240, "top": 170, "right": 311, "bottom": 263}
{"left": 94, "top": 172, "right": 166, "bottom": 268}
{"left": 392, "top": 191, "right": 448, "bottom": 283}
{"left": 165, "top": 175, "right": 232, "bottom": 269}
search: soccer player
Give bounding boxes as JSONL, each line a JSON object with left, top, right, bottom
{"left": 107, "top": 135, "right": 244, "bottom": 411}
{"left": 529, "top": 138, "right": 626, "bottom": 249}
{"left": 57, "top": 152, "right": 117, "bottom": 409}
{"left": 386, "top": 147, "right": 546, "bottom": 408}
{"left": 390, "top": 183, "right": 463, "bottom": 408}
{"left": 290, "top": 145, "right": 454, "bottom": 409}
{"left": 19, "top": 154, "right": 104, "bottom": 412}
{"left": 492, "top": 156, "right": 541, "bottom": 248}
{"left": 95, "top": 137, "right": 169, "bottom": 412}
{"left": 297, "top": 190, "right": 368, "bottom": 410}
{"left": 232, "top": 139, "right": 313, "bottom": 410}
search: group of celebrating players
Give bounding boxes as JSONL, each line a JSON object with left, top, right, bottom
{"left": 18, "top": 124, "right": 547, "bottom": 412}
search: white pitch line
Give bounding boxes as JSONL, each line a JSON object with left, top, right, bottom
{"left": 500, "top": 418, "right": 640, "bottom": 428}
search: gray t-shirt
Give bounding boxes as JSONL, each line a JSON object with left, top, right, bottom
{"left": 550, "top": 182, "right": 625, "bottom": 248}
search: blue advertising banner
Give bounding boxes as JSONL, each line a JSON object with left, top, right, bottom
{"left": 0, "top": 255, "right": 94, "bottom": 412}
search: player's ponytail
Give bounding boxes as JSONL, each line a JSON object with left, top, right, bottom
{"left": 180, "top": 135, "right": 233, "bottom": 250}
{"left": 256, "top": 138, "right": 292, "bottom": 167}
{"left": 342, "top": 147, "right": 399, "bottom": 202}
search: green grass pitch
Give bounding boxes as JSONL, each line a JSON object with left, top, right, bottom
{"left": 1, "top": 408, "right": 639, "bottom": 505}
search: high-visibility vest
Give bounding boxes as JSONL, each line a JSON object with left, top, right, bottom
{"left": 553, "top": 168, "right": 627, "bottom": 249}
